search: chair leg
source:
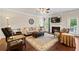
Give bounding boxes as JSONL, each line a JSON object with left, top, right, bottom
{"left": 21, "top": 38, "right": 26, "bottom": 51}
{"left": 6, "top": 44, "right": 10, "bottom": 51}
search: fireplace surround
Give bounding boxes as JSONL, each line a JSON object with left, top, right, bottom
{"left": 52, "top": 27, "right": 60, "bottom": 34}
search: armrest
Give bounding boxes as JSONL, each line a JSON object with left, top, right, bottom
{"left": 8, "top": 35, "right": 25, "bottom": 42}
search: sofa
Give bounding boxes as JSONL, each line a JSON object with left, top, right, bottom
{"left": 59, "top": 33, "right": 75, "bottom": 47}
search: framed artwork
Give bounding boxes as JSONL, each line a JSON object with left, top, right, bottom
{"left": 51, "top": 17, "right": 60, "bottom": 23}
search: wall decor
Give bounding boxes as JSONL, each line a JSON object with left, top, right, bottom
{"left": 29, "top": 18, "right": 34, "bottom": 25}
{"left": 51, "top": 17, "right": 60, "bottom": 23}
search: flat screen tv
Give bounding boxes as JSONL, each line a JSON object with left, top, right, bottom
{"left": 51, "top": 17, "right": 60, "bottom": 23}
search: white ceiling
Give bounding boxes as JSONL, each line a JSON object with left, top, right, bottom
{"left": 10, "top": 8, "right": 78, "bottom": 15}
{"left": 0, "top": 8, "right": 78, "bottom": 16}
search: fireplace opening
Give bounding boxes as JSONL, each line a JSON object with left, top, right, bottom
{"left": 52, "top": 27, "right": 60, "bottom": 34}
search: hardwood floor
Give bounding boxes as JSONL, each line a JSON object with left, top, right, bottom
{"left": 0, "top": 39, "right": 75, "bottom": 51}
{"left": 0, "top": 39, "right": 7, "bottom": 51}
{"left": 48, "top": 42, "right": 75, "bottom": 51}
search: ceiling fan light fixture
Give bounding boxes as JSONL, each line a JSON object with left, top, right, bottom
{"left": 37, "top": 8, "right": 50, "bottom": 14}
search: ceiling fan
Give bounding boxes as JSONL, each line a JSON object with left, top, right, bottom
{"left": 45, "top": 8, "right": 50, "bottom": 13}
{"left": 37, "top": 8, "right": 50, "bottom": 14}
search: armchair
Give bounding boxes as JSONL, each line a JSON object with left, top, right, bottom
{"left": 1, "top": 27, "right": 26, "bottom": 51}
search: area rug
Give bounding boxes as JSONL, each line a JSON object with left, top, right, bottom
{"left": 26, "top": 33, "right": 58, "bottom": 51}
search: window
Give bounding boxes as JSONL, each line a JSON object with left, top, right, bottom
{"left": 40, "top": 18, "right": 44, "bottom": 27}
{"left": 70, "top": 17, "right": 77, "bottom": 34}
{"left": 39, "top": 17, "right": 50, "bottom": 32}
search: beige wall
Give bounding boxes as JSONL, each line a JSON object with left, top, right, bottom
{"left": 0, "top": 9, "right": 41, "bottom": 39}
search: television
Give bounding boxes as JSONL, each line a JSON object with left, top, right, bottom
{"left": 51, "top": 17, "right": 60, "bottom": 23}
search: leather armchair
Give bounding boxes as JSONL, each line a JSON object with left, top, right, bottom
{"left": 1, "top": 27, "right": 26, "bottom": 51}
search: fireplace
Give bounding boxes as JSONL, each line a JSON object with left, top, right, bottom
{"left": 52, "top": 27, "right": 60, "bottom": 33}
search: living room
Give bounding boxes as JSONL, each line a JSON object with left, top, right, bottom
{"left": 0, "top": 8, "right": 79, "bottom": 51}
